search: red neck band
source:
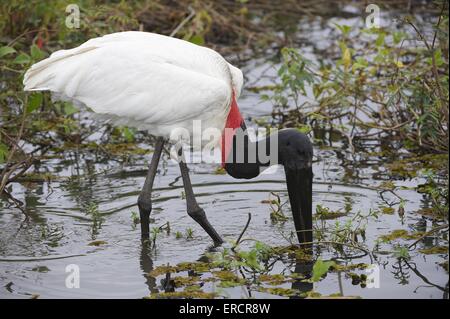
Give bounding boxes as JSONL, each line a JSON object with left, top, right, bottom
{"left": 221, "top": 92, "right": 243, "bottom": 167}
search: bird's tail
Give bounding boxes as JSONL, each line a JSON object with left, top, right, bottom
{"left": 23, "top": 46, "right": 96, "bottom": 92}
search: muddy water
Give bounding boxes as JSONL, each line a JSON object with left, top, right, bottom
{"left": 1, "top": 16, "right": 448, "bottom": 299}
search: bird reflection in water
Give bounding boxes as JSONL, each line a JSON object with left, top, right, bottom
{"left": 139, "top": 240, "right": 158, "bottom": 294}
{"left": 290, "top": 258, "right": 314, "bottom": 299}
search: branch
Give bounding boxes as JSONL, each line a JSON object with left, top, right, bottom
{"left": 232, "top": 213, "right": 252, "bottom": 252}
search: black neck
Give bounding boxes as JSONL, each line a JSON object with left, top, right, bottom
{"left": 223, "top": 124, "right": 273, "bottom": 179}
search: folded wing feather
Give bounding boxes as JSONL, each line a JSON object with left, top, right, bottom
{"left": 23, "top": 32, "right": 241, "bottom": 137}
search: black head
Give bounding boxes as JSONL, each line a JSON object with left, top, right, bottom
{"left": 277, "top": 129, "right": 313, "bottom": 170}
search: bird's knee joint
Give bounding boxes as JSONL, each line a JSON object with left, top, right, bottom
{"left": 188, "top": 208, "right": 206, "bottom": 220}
{"left": 137, "top": 196, "right": 152, "bottom": 213}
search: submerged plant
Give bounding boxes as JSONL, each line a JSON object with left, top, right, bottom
{"left": 315, "top": 205, "right": 347, "bottom": 220}
{"left": 267, "top": 192, "right": 288, "bottom": 223}
{"left": 150, "top": 227, "right": 161, "bottom": 248}
{"left": 150, "top": 222, "right": 171, "bottom": 249}
{"left": 85, "top": 203, "right": 104, "bottom": 239}
{"left": 185, "top": 227, "right": 194, "bottom": 240}
{"left": 130, "top": 211, "right": 140, "bottom": 229}
{"left": 417, "top": 169, "right": 449, "bottom": 219}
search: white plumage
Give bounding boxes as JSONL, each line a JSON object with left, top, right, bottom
{"left": 23, "top": 31, "right": 244, "bottom": 144}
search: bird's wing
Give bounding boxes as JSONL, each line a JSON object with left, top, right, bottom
{"left": 27, "top": 31, "right": 243, "bottom": 98}
{"left": 23, "top": 34, "right": 233, "bottom": 132}
{"left": 81, "top": 32, "right": 244, "bottom": 97}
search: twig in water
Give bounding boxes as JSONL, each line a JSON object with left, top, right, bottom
{"left": 408, "top": 224, "right": 449, "bottom": 250}
{"left": 232, "top": 213, "right": 252, "bottom": 252}
{"left": 0, "top": 98, "right": 30, "bottom": 195}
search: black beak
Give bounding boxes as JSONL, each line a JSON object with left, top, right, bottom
{"left": 285, "top": 167, "right": 313, "bottom": 245}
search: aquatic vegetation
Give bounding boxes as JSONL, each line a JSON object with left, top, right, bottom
{"left": 261, "top": 4, "right": 449, "bottom": 231}
{"left": 258, "top": 274, "right": 290, "bottom": 286}
{"left": 257, "top": 287, "right": 298, "bottom": 297}
{"left": 149, "top": 289, "right": 216, "bottom": 299}
{"left": 439, "top": 261, "right": 448, "bottom": 272}
{"left": 379, "top": 229, "right": 424, "bottom": 242}
{"left": 84, "top": 203, "right": 104, "bottom": 239}
{"left": 315, "top": 204, "right": 347, "bottom": 220}
{"left": 150, "top": 227, "right": 161, "bottom": 248}
{"left": 185, "top": 228, "right": 194, "bottom": 240}
{"left": 265, "top": 192, "right": 288, "bottom": 223}
{"left": 393, "top": 246, "right": 411, "bottom": 260}
{"left": 348, "top": 272, "right": 368, "bottom": 287}
{"left": 172, "top": 275, "right": 201, "bottom": 288}
{"left": 145, "top": 239, "right": 389, "bottom": 298}
{"left": 261, "top": 47, "right": 315, "bottom": 112}
{"left": 88, "top": 240, "right": 108, "bottom": 247}
{"left": 130, "top": 211, "right": 140, "bottom": 229}
{"left": 311, "top": 258, "right": 336, "bottom": 282}
{"left": 211, "top": 270, "right": 246, "bottom": 288}
{"left": 315, "top": 209, "right": 377, "bottom": 255}
{"left": 380, "top": 206, "right": 395, "bottom": 215}
{"left": 31, "top": 266, "right": 50, "bottom": 273}
{"left": 149, "top": 222, "right": 171, "bottom": 249}
{"left": 267, "top": 15, "right": 449, "bottom": 155}
{"left": 419, "top": 246, "right": 448, "bottom": 255}
{"left": 417, "top": 169, "right": 449, "bottom": 219}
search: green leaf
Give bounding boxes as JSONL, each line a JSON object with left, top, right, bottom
{"left": 355, "top": 57, "right": 369, "bottom": 67}
{"left": 121, "top": 127, "right": 135, "bottom": 142}
{"left": 0, "top": 46, "right": 16, "bottom": 58}
{"left": 13, "top": 53, "right": 31, "bottom": 64}
{"left": 311, "top": 258, "right": 336, "bottom": 282}
{"left": 352, "top": 63, "right": 366, "bottom": 71}
{"left": 375, "top": 33, "right": 385, "bottom": 47}
{"left": 30, "top": 44, "right": 45, "bottom": 61}
{"left": 334, "top": 23, "right": 352, "bottom": 36}
{"left": 26, "top": 93, "right": 43, "bottom": 113}
{"left": 393, "top": 31, "right": 406, "bottom": 45}
{"left": 393, "top": 246, "right": 411, "bottom": 259}
{"left": 189, "top": 35, "right": 205, "bottom": 46}
{"left": 342, "top": 48, "right": 352, "bottom": 69}
{"left": 0, "top": 143, "right": 8, "bottom": 163}
{"left": 297, "top": 124, "right": 312, "bottom": 134}
{"left": 434, "top": 49, "right": 444, "bottom": 67}
{"left": 278, "top": 65, "right": 287, "bottom": 77}
{"left": 63, "top": 102, "right": 78, "bottom": 116}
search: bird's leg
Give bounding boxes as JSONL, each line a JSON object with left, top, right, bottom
{"left": 138, "top": 137, "right": 165, "bottom": 239}
{"left": 178, "top": 149, "right": 224, "bottom": 246}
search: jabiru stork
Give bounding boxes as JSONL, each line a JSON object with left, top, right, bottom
{"left": 23, "top": 31, "right": 313, "bottom": 246}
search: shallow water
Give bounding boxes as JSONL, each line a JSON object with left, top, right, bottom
{"left": 1, "top": 89, "right": 447, "bottom": 298}
{"left": 1, "top": 13, "right": 448, "bottom": 299}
